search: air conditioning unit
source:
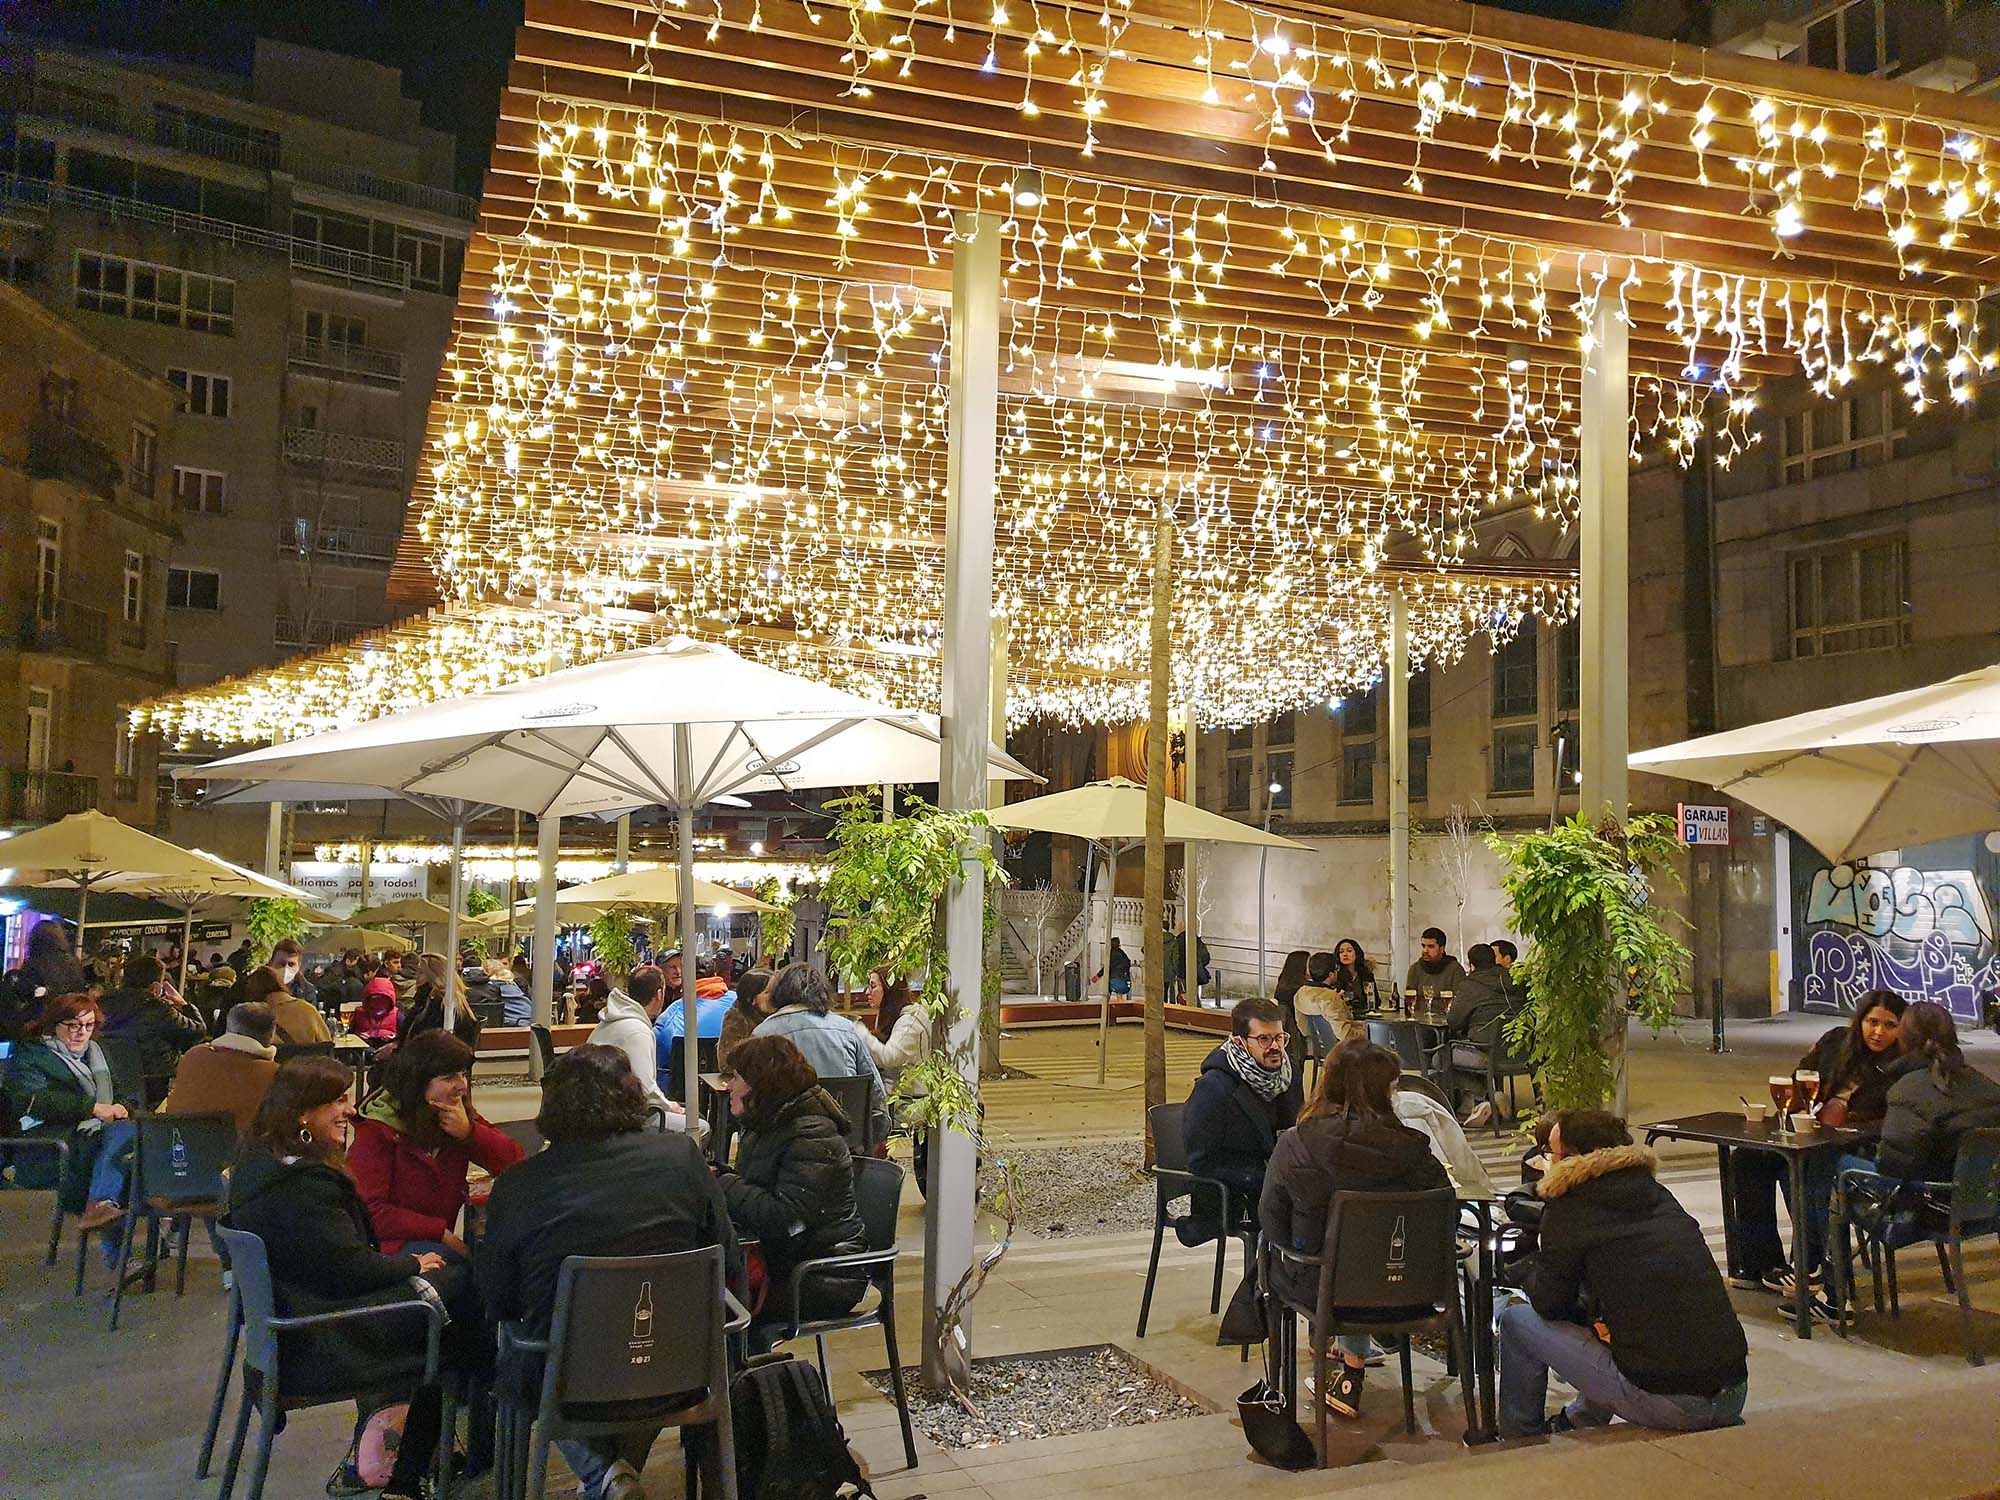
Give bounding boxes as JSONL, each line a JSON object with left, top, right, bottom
{"left": 1901, "top": 56, "right": 1980, "bottom": 94}
{"left": 1718, "top": 20, "right": 1805, "bottom": 59}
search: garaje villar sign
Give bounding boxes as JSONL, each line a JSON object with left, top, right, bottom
{"left": 1678, "top": 804, "right": 1731, "bottom": 847}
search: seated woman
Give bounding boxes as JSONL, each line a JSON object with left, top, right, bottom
{"left": 398, "top": 953, "right": 480, "bottom": 1048}
{"left": 1730, "top": 989, "right": 1905, "bottom": 1305}
{"left": 718, "top": 968, "right": 772, "bottom": 1071}
{"left": 348, "top": 1030, "right": 524, "bottom": 1259}
{"left": 1259, "top": 1040, "right": 1447, "bottom": 1419}
{"left": 479, "top": 960, "right": 533, "bottom": 1027}
{"left": 1, "top": 991, "right": 136, "bottom": 1243}
{"left": 350, "top": 974, "right": 400, "bottom": 1049}
{"left": 716, "top": 1036, "right": 868, "bottom": 1349}
{"left": 224, "top": 1056, "right": 461, "bottom": 1500}
{"left": 1877, "top": 1001, "right": 2000, "bottom": 1181}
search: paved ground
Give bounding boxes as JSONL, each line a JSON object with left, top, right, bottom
{"left": 2, "top": 1014, "right": 1996, "bottom": 1498}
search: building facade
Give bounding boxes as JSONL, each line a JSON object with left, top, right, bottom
{"left": 0, "top": 38, "right": 473, "bottom": 693}
{"left": 0, "top": 281, "right": 176, "bottom": 828}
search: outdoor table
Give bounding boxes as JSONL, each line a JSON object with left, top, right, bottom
{"left": 1642, "top": 1111, "right": 1876, "bottom": 1339}
{"left": 331, "top": 1034, "right": 371, "bottom": 1103}
{"left": 1371, "top": 1010, "right": 1450, "bottom": 1078}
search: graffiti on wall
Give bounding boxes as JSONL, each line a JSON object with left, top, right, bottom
{"left": 1803, "top": 861, "right": 2000, "bottom": 1021}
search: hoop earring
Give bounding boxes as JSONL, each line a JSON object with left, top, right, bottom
{"left": 298, "top": 1125, "right": 313, "bottom": 1146}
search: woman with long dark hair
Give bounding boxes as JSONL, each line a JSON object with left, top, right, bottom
{"left": 719, "top": 967, "right": 772, "bottom": 1071}
{"left": 854, "top": 968, "right": 927, "bottom": 1083}
{"left": 225, "top": 1057, "right": 453, "bottom": 1500}
{"left": 1878, "top": 1001, "right": 2000, "bottom": 1180}
{"left": 1271, "top": 949, "right": 1312, "bottom": 1072}
{"left": 1259, "top": 1040, "right": 1446, "bottom": 1418}
{"left": 1331, "top": 938, "right": 1375, "bottom": 1009}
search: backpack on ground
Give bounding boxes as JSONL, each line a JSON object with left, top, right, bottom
{"left": 708, "top": 1352, "right": 877, "bottom": 1499}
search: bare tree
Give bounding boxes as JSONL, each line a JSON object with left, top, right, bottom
{"left": 1020, "top": 883, "right": 1062, "bottom": 999}
{"left": 1439, "top": 802, "right": 1486, "bottom": 956}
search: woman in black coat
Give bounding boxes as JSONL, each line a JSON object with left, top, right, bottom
{"left": 224, "top": 1057, "right": 458, "bottom": 1500}
{"left": 1877, "top": 1002, "right": 2000, "bottom": 1181}
{"left": 1259, "top": 1040, "right": 1447, "bottom": 1418}
{"left": 717, "top": 1035, "right": 868, "bottom": 1345}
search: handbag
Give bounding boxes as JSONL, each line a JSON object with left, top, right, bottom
{"left": 1217, "top": 1272, "right": 1267, "bottom": 1345}
{"left": 1237, "top": 1316, "right": 1316, "bottom": 1470}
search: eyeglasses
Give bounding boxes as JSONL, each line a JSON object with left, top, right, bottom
{"left": 1243, "top": 1031, "right": 1287, "bottom": 1049}
{"left": 56, "top": 1019, "right": 98, "bottom": 1033}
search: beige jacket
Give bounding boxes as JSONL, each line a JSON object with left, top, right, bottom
{"left": 1291, "top": 983, "right": 1364, "bottom": 1042}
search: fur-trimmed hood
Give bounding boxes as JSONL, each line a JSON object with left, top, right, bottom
{"left": 1537, "top": 1143, "right": 1656, "bottom": 1200}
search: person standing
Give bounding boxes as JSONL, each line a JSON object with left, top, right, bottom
{"left": 1181, "top": 997, "right": 1299, "bottom": 1244}
{"left": 1090, "top": 937, "right": 1132, "bottom": 998}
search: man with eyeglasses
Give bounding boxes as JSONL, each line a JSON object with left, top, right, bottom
{"left": 1179, "top": 996, "right": 1300, "bottom": 1246}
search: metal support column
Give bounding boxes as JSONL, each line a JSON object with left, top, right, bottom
{"left": 263, "top": 800, "right": 284, "bottom": 880}
{"left": 1387, "top": 592, "right": 1411, "bottom": 993}
{"left": 614, "top": 813, "right": 631, "bottom": 873}
{"left": 1181, "top": 707, "right": 1198, "bottom": 1005}
{"left": 530, "top": 813, "right": 560, "bottom": 1065}
{"left": 1580, "top": 296, "right": 1630, "bottom": 824}
{"left": 442, "top": 815, "right": 464, "bottom": 1031}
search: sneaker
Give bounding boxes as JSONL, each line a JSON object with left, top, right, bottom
{"left": 598, "top": 1459, "right": 648, "bottom": 1500}
{"left": 1778, "top": 1290, "right": 1840, "bottom": 1323}
{"left": 1760, "top": 1266, "right": 1819, "bottom": 1296}
{"left": 1727, "top": 1272, "right": 1765, "bottom": 1291}
{"left": 1463, "top": 1101, "right": 1494, "bottom": 1129}
{"left": 324, "top": 1459, "right": 370, "bottom": 1498}
{"left": 76, "top": 1200, "right": 124, "bottom": 1232}
{"left": 1323, "top": 1362, "right": 1365, "bottom": 1418}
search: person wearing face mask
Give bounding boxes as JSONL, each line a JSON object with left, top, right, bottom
{"left": 223, "top": 1056, "right": 463, "bottom": 1500}
{"left": 246, "top": 939, "right": 331, "bottom": 1046}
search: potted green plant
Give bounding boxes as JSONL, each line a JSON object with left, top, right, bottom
{"left": 586, "top": 906, "right": 639, "bottom": 987}
{"left": 246, "top": 897, "right": 308, "bottom": 965}
{"left": 1488, "top": 811, "right": 1691, "bottom": 1114}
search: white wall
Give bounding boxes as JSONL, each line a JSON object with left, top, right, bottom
{"left": 1192, "top": 832, "right": 1521, "bottom": 997}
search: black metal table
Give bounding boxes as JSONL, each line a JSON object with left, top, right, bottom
{"left": 1369, "top": 1011, "right": 1450, "bottom": 1078}
{"left": 1642, "top": 1110, "right": 1875, "bottom": 1339}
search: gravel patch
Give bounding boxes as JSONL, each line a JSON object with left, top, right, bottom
{"left": 1005, "top": 1140, "right": 1157, "bottom": 1238}
{"left": 866, "top": 1345, "right": 1210, "bottom": 1450}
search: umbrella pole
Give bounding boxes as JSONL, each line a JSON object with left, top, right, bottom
{"left": 75, "top": 874, "right": 89, "bottom": 957}
{"left": 179, "top": 907, "right": 194, "bottom": 994}
{"left": 675, "top": 724, "right": 702, "bottom": 1117}
{"left": 443, "top": 816, "right": 465, "bottom": 1033}
{"left": 1095, "top": 840, "right": 1116, "bottom": 1085}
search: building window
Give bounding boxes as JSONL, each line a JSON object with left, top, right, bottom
{"left": 1267, "top": 751, "right": 1293, "bottom": 811}
{"left": 74, "top": 251, "right": 235, "bottom": 334}
{"left": 1268, "top": 710, "right": 1295, "bottom": 747}
{"left": 173, "top": 467, "right": 227, "bottom": 515}
{"left": 122, "top": 551, "right": 144, "bottom": 624}
{"left": 392, "top": 226, "right": 445, "bottom": 290}
{"left": 1410, "top": 737, "right": 1429, "bottom": 802}
{"left": 1340, "top": 741, "right": 1375, "bottom": 804}
{"left": 1339, "top": 686, "right": 1378, "bottom": 736}
{"left": 1227, "top": 725, "right": 1254, "bottom": 752}
{"left": 1791, "top": 537, "right": 1909, "bottom": 658}
{"left": 1409, "top": 668, "right": 1431, "bottom": 729}
{"left": 1780, "top": 390, "right": 1903, "bottom": 482}
{"left": 1492, "top": 618, "right": 1539, "bottom": 720}
{"left": 2, "top": 254, "right": 38, "bottom": 286}
{"left": 167, "top": 368, "right": 232, "bottom": 418}
{"left": 166, "top": 567, "right": 222, "bottom": 611}
{"left": 26, "top": 686, "right": 53, "bottom": 771}
{"left": 1225, "top": 755, "right": 1251, "bottom": 811}
{"left": 1558, "top": 617, "right": 1581, "bottom": 713}
{"left": 1492, "top": 724, "right": 1538, "bottom": 795}
{"left": 302, "top": 309, "right": 368, "bottom": 347}
{"left": 113, "top": 725, "right": 137, "bottom": 779}
{"left": 35, "top": 517, "right": 60, "bottom": 622}
{"left": 1802, "top": 0, "right": 1893, "bottom": 76}
{"left": 128, "top": 423, "right": 158, "bottom": 493}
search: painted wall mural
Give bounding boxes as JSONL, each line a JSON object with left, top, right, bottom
{"left": 1798, "top": 845, "right": 2000, "bottom": 1022}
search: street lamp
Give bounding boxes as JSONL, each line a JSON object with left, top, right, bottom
{"left": 1258, "top": 780, "right": 1283, "bottom": 996}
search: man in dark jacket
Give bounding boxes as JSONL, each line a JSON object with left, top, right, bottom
{"left": 97, "top": 953, "right": 209, "bottom": 1106}
{"left": 1181, "top": 997, "right": 1300, "bottom": 1244}
{"left": 478, "top": 1045, "right": 738, "bottom": 1500}
{"left": 1443, "top": 944, "right": 1521, "bottom": 1127}
{"left": 1404, "top": 927, "right": 1466, "bottom": 1004}
{"left": 1498, "top": 1110, "right": 1748, "bottom": 1437}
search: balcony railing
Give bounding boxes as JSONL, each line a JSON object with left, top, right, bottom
{"left": 286, "top": 239, "right": 412, "bottom": 291}
{"left": 282, "top": 426, "right": 405, "bottom": 479}
{"left": 117, "top": 617, "right": 147, "bottom": 650}
{"left": 280, "top": 519, "right": 399, "bottom": 565}
{"left": 23, "top": 596, "right": 110, "bottom": 657}
{"left": 286, "top": 333, "right": 405, "bottom": 389}
{"left": 6, "top": 769, "right": 99, "bottom": 822}
{"left": 274, "top": 614, "right": 375, "bottom": 649}
{"left": 287, "top": 157, "right": 475, "bottom": 220}
{"left": 27, "top": 414, "right": 122, "bottom": 500}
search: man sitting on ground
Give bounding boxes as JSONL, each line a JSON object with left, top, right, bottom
{"left": 1180, "top": 997, "right": 1300, "bottom": 1244}
{"left": 161, "top": 1001, "right": 281, "bottom": 1133}
{"left": 1404, "top": 927, "right": 1465, "bottom": 1005}
{"left": 1498, "top": 1109, "right": 1747, "bottom": 1437}
{"left": 477, "top": 1045, "right": 738, "bottom": 1500}
{"left": 587, "top": 965, "right": 691, "bottom": 1131}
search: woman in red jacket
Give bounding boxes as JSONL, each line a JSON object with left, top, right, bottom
{"left": 348, "top": 1029, "right": 523, "bottom": 1259}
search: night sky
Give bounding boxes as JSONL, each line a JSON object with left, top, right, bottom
{"left": 5, "top": 0, "right": 1635, "bottom": 194}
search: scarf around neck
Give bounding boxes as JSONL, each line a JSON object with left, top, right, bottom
{"left": 41, "top": 1037, "right": 113, "bottom": 1129}
{"left": 1223, "top": 1037, "right": 1293, "bottom": 1102}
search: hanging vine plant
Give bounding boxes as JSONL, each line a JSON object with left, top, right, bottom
{"left": 1488, "top": 811, "right": 1691, "bottom": 1114}
{"left": 246, "top": 898, "right": 308, "bottom": 965}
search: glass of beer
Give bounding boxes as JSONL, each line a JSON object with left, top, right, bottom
{"left": 1767, "top": 1076, "right": 1795, "bottom": 1114}
{"left": 1794, "top": 1070, "right": 1821, "bottom": 1111}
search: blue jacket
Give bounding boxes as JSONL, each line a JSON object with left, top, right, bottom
{"left": 753, "top": 1006, "right": 888, "bottom": 1142}
{"left": 657, "top": 993, "right": 731, "bottom": 1042}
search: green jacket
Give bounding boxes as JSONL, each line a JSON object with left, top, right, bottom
{"left": 1, "top": 1039, "right": 123, "bottom": 1203}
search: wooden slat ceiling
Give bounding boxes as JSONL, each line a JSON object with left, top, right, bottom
{"left": 360, "top": 0, "right": 2000, "bottom": 724}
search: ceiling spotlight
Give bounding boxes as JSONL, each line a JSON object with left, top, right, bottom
{"left": 1505, "top": 343, "right": 1533, "bottom": 374}
{"left": 749, "top": 840, "right": 765, "bottom": 856}
{"left": 822, "top": 338, "right": 849, "bottom": 373}
{"left": 1010, "top": 165, "right": 1044, "bottom": 208}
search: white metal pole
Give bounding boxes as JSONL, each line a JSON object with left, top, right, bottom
{"left": 1181, "top": 708, "right": 1198, "bottom": 1003}
{"left": 1258, "top": 796, "right": 1275, "bottom": 995}
{"left": 263, "top": 799, "right": 283, "bottom": 879}
{"left": 442, "top": 814, "right": 464, "bottom": 1032}
{"left": 530, "top": 813, "right": 559, "bottom": 1060}
{"left": 1095, "top": 840, "right": 1118, "bottom": 1085}
{"left": 1580, "top": 296, "right": 1631, "bottom": 824}
{"left": 675, "top": 727, "right": 703, "bottom": 1121}
{"left": 925, "top": 206, "right": 1000, "bottom": 1387}
{"left": 614, "top": 813, "right": 631, "bottom": 873}
{"left": 882, "top": 782, "right": 895, "bottom": 821}
{"left": 1388, "top": 592, "right": 1411, "bottom": 995}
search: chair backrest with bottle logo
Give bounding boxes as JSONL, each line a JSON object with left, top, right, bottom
{"left": 137, "top": 1110, "right": 234, "bottom": 1209}
{"left": 544, "top": 1248, "right": 725, "bottom": 1414}
{"left": 1317, "top": 1187, "right": 1457, "bottom": 1312}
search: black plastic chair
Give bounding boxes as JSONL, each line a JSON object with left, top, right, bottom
{"left": 0, "top": 1132, "right": 69, "bottom": 1267}
{"left": 1365, "top": 1019, "right": 1429, "bottom": 1073}
{"left": 761, "top": 1156, "right": 918, "bottom": 1470}
{"left": 1438, "top": 1013, "right": 1536, "bottom": 1132}
{"left": 1263, "top": 1186, "right": 1474, "bottom": 1465}
{"left": 212, "top": 1225, "right": 447, "bottom": 1500}
{"left": 1832, "top": 1127, "right": 2000, "bottom": 1365}
{"left": 1136, "top": 1102, "right": 1251, "bottom": 1338}
{"left": 528, "top": 1024, "right": 556, "bottom": 1078}
{"left": 196, "top": 1281, "right": 243, "bottom": 1481}
{"left": 493, "top": 1247, "right": 747, "bottom": 1500}
{"left": 108, "top": 1111, "right": 235, "bottom": 1330}
{"left": 817, "top": 1074, "right": 877, "bottom": 1156}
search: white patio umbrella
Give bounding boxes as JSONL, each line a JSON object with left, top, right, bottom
{"left": 178, "top": 636, "right": 1038, "bottom": 1104}
{"left": 1, "top": 810, "right": 241, "bottom": 959}
{"left": 349, "top": 896, "right": 456, "bottom": 934}
{"left": 990, "top": 778, "right": 1307, "bottom": 1082}
{"left": 85, "top": 846, "right": 319, "bottom": 990}
{"left": 549, "top": 866, "right": 783, "bottom": 915}
{"left": 1629, "top": 661, "right": 2000, "bottom": 863}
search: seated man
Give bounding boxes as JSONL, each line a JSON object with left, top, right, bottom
{"left": 586, "top": 965, "right": 690, "bottom": 1131}
{"left": 476, "top": 1045, "right": 739, "bottom": 1500}
{"left": 1179, "top": 997, "right": 1299, "bottom": 1244}
{"left": 1499, "top": 1110, "right": 1747, "bottom": 1438}
{"left": 1444, "top": 943, "right": 1520, "bottom": 1125}
{"left": 1404, "top": 927, "right": 1466, "bottom": 1005}
{"left": 657, "top": 952, "right": 732, "bottom": 1044}
{"left": 161, "top": 1001, "right": 280, "bottom": 1134}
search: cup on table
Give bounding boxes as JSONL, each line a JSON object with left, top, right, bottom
{"left": 1744, "top": 1101, "right": 1772, "bottom": 1125}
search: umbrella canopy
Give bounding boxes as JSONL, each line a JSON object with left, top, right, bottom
{"left": 549, "top": 867, "right": 782, "bottom": 914}
{"left": 307, "top": 926, "right": 415, "bottom": 955}
{"left": 176, "top": 636, "right": 1037, "bottom": 817}
{"left": 989, "top": 778, "right": 1308, "bottom": 850}
{"left": 87, "top": 848, "right": 316, "bottom": 905}
{"left": 349, "top": 896, "right": 455, "bottom": 928}
{"left": 1629, "top": 662, "right": 2000, "bottom": 863}
{"left": 1, "top": 811, "right": 253, "bottom": 956}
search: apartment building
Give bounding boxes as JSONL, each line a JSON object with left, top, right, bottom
{"left": 0, "top": 38, "right": 473, "bottom": 690}
{"left": 0, "top": 281, "right": 177, "bottom": 828}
